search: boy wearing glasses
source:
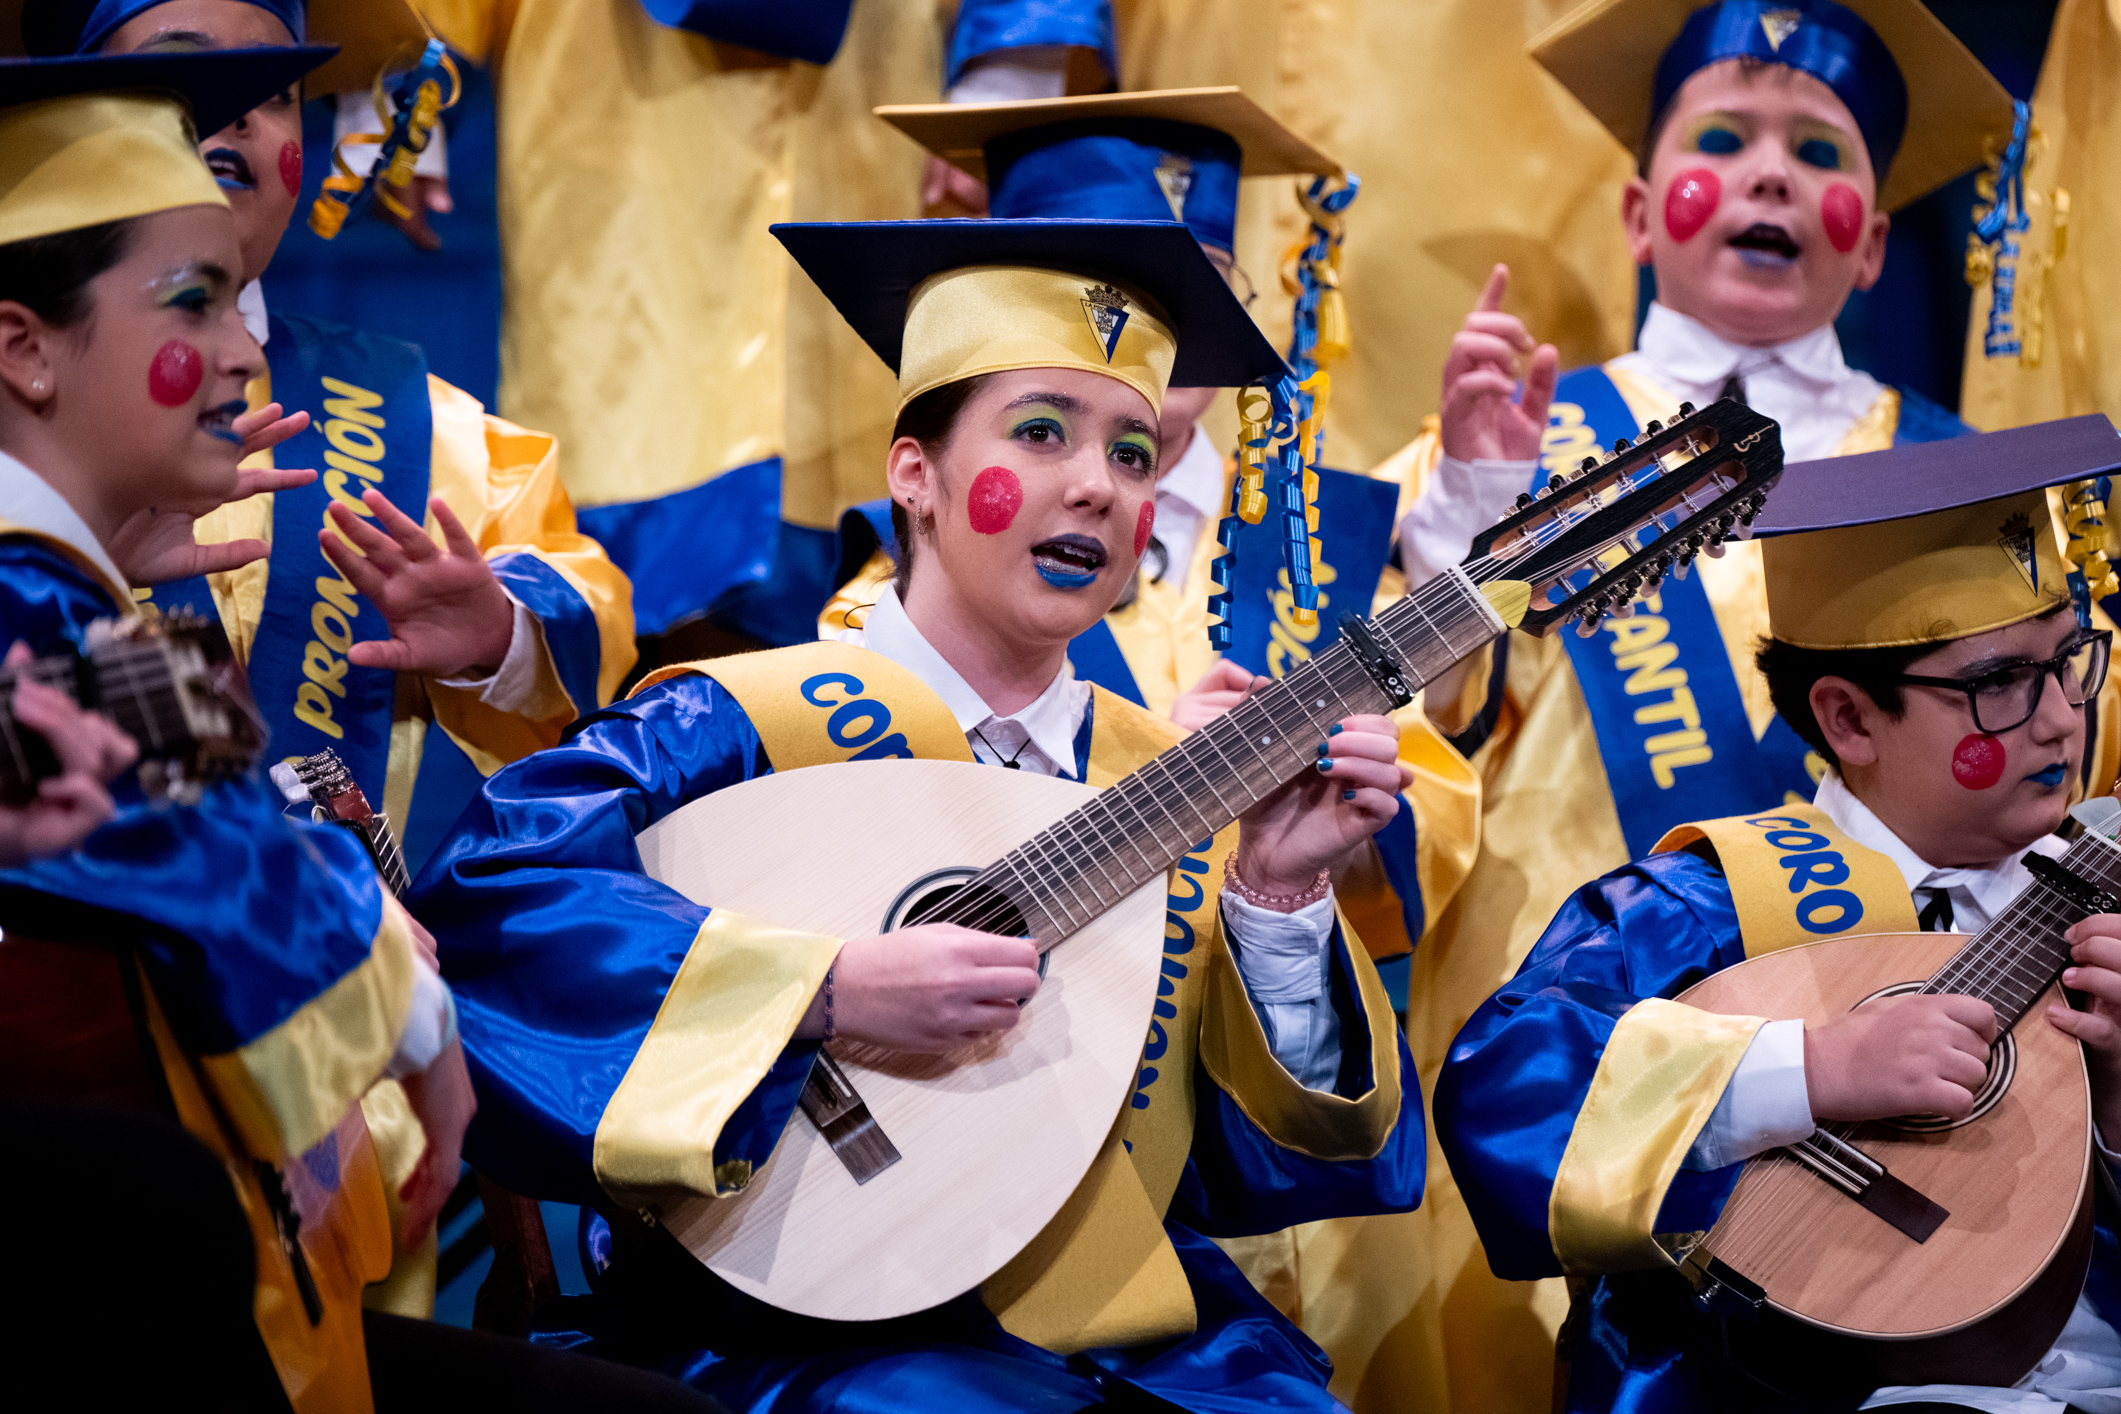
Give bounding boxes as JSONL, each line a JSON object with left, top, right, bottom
{"left": 1435, "top": 418, "right": 2121, "bottom": 1412}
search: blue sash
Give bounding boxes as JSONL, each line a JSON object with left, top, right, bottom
{"left": 1544, "top": 367, "right": 1815, "bottom": 857}
{"left": 1219, "top": 464, "right": 1399, "bottom": 681}
{"left": 157, "top": 313, "right": 432, "bottom": 805}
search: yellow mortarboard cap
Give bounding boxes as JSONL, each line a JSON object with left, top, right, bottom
{"left": 1756, "top": 416, "right": 2121, "bottom": 649}
{"left": 1528, "top": 0, "right": 2013, "bottom": 211}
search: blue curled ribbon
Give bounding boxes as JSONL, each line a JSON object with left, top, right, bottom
{"left": 1973, "top": 100, "right": 2033, "bottom": 245}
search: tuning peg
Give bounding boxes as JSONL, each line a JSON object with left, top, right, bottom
{"left": 1515, "top": 491, "right": 1536, "bottom": 510}
{"left": 1576, "top": 607, "right": 1604, "bottom": 637}
{"left": 1613, "top": 436, "right": 1632, "bottom": 453}
{"left": 1678, "top": 401, "right": 1696, "bottom": 417}
{"left": 1643, "top": 419, "right": 1663, "bottom": 435}
{"left": 1580, "top": 456, "right": 1599, "bottom": 475}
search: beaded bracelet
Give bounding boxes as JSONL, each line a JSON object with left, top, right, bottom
{"left": 1225, "top": 851, "right": 1332, "bottom": 911}
{"left": 822, "top": 964, "right": 836, "bottom": 1042}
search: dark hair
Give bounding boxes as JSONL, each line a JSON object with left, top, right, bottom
{"left": 0, "top": 219, "right": 138, "bottom": 331}
{"left": 886, "top": 374, "right": 991, "bottom": 599}
{"left": 1755, "top": 635, "right": 1929, "bottom": 765}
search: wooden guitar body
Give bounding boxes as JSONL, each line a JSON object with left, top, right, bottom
{"left": 1677, "top": 930, "right": 2093, "bottom": 1385}
{"left": 635, "top": 758, "right": 1169, "bottom": 1323}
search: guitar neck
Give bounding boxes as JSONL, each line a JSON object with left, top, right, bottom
{"left": 0, "top": 640, "right": 186, "bottom": 800}
{"left": 939, "top": 570, "right": 1506, "bottom": 945}
{"left": 1923, "top": 828, "right": 2121, "bottom": 1031}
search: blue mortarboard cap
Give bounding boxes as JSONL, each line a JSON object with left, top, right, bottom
{"left": 773, "top": 217, "right": 1287, "bottom": 393}
{"left": 23, "top": 0, "right": 306, "bottom": 54}
{"left": 0, "top": 45, "right": 332, "bottom": 134}
{"left": 877, "top": 87, "right": 1339, "bottom": 255}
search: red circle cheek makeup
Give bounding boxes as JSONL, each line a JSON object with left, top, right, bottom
{"left": 966, "top": 466, "right": 1023, "bottom": 535}
{"left": 1663, "top": 168, "right": 1721, "bottom": 243}
{"left": 1134, "top": 501, "right": 1155, "bottom": 558}
{"left": 148, "top": 340, "right": 204, "bottom": 407}
{"left": 1951, "top": 733, "right": 2006, "bottom": 790}
{"left": 279, "top": 141, "right": 303, "bottom": 197}
{"left": 1821, "top": 182, "right": 1865, "bottom": 254}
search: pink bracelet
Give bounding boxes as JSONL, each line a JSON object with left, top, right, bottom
{"left": 1225, "top": 851, "right": 1332, "bottom": 911}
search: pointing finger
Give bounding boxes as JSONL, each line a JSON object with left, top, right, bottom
{"left": 1474, "top": 262, "right": 1509, "bottom": 315}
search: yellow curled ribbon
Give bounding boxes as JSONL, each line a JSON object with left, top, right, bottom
{"left": 2064, "top": 480, "right": 2121, "bottom": 604}
{"left": 1234, "top": 386, "right": 1272, "bottom": 525}
{"left": 308, "top": 41, "right": 463, "bottom": 240}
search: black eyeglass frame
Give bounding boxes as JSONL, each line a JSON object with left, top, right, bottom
{"left": 1890, "top": 628, "right": 2113, "bottom": 736}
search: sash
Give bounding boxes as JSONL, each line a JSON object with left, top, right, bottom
{"left": 158, "top": 313, "right": 432, "bottom": 806}
{"left": 1544, "top": 366, "right": 1814, "bottom": 856}
{"left": 1219, "top": 464, "right": 1400, "bottom": 681}
{"left": 1654, "top": 803, "right": 1918, "bottom": 958}
{"left": 1066, "top": 616, "right": 1147, "bottom": 707}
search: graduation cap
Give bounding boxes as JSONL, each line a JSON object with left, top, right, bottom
{"left": 0, "top": 47, "right": 330, "bottom": 244}
{"left": 20, "top": 0, "right": 417, "bottom": 96}
{"left": 1528, "top": 0, "right": 2014, "bottom": 211}
{"left": 773, "top": 218, "right": 1289, "bottom": 412}
{"left": 23, "top": 0, "right": 305, "bottom": 53}
{"left": 1754, "top": 415, "right": 2121, "bottom": 649}
{"left": 875, "top": 87, "right": 1340, "bottom": 254}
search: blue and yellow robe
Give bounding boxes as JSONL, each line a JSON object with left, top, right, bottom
{"left": 411, "top": 641, "right": 1423, "bottom": 1411}
{"left": 0, "top": 523, "right": 430, "bottom": 1413}
{"left": 1432, "top": 806, "right": 2121, "bottom": 1412}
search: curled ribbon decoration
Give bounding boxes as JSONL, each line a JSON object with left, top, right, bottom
{"left": 1965, "top": 100, "right": 2065, "bottom": 366}
{"left": 2062, "top": 477, "right": 2118, "bottom": 627}
{"left": 308, "top": 39, "right": 462, "bottom": 240}
{"left": 1209, "top": 172, "right": 1359, "bottom": 649}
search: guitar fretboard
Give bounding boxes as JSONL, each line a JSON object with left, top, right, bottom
{"left": 0, "top": 640, "right": 185, "bottom": 797}
{"left": 1922, "top": 828, "right": 2121, "bottom": 1030}
{"left": 929, "top": 569, "right": 1505, "bottom": 944}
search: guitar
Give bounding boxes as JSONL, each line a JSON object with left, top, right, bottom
{"left": 272, "top": 749, "right": 412, "bottom": 898}
{"left": 634, "top": 397, "right": 1786, "bottom": 1322}
{"left": 0, "top": 611, "right": 262, "bottom": 803}
{"left": 1665, "top": 796, "right": 2121, "bottom": 1397}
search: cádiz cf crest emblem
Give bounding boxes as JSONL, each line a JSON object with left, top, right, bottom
{"left": 1997, "top": 510, "right": 2041, "bottom": 592}
{"left": 1082, "top": 284, "right": 1131, "bottom": 363}
{"left": 1759, "top": 8, "right": 1801, "bottom": 50}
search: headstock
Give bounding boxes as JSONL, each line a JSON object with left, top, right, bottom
{"left": 271, "top": 747, "right": 410, "bottom": 897}
{"left": 1461, "top": 398, "right": 1784, "bottom": 637}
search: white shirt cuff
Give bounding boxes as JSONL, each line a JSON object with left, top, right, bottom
{"left": 333, "top": 89, "right": 449, "bottom": 178}
{"left": 948, "top": 47, "right": 1072, "bottom": 103}
{"left": 1222, "top": 891, "right": 1344, "bottom": 1092}
{"left": 1685, "top": 1018, "right": 1816, "bottom": 1171}
{"left": 384, "top": 955, "right": 459, "bottom": 1080}
{"left": 435, "top": 593, "right": 541, "bottom": 712}
{"left": 1398, "top": 453, "right": 1538, "bottom": 588}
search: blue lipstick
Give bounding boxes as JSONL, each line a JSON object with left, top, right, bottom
{"left": 203, "top": 146, "right": 255, "bottom": 193}
{"left": 202, "top": 399, "right": 247, "bottom": 446}
{"left": 2026, "top": 762, "right": 2068, "bottom": 789}
{"left": 1032, "top": 533, "right": 1106, "bottom": 591}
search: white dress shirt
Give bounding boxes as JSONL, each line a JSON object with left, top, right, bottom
{"left": 0, "top": 451, "right": 456, "bottom": 1077}
{"left": 1396, "top": 301, "right": 1888, "bottom": 588}
{"left": 331, "top": 90, "right": 449, "bottom": 179}
{"left": 239, "top": 282, "right": 540, "bottom": 709}
{"left": 1151, "top": 422, "right": 1225, "bottom": 590}
{"left": 833, "top": 587, "right": 1347, "bottom": 1089}
{"left": 947, "top": 46, "right": 1072, "bottom": 104}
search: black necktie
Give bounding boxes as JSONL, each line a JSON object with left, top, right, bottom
{"left": 1916, "top": 887, "right": 1956, "bottom": 933}
{"left": 1718, "top": 372, "right": 1748, "bottom": 407}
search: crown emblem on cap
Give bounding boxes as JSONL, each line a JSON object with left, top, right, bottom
{"left": 1997, "top": 510, "right": 2041, "bottom": 593}
{"left": 1153, "top": 153, "right": 1194, "bottom": 223}
{"left": 1759, "top": 8, "right": 1802, "bottom": 51}
{"left": 1081, "top": 284, "right": 1131, "bottom": 364}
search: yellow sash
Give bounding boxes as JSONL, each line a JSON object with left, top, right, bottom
{"left": 1654, "top": 803, "right": 1918, "bottom": 957}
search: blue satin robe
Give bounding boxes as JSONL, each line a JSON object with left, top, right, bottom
{"left": 0, "top": 537, "right": 397, "bottom": 1066}
{"left": 411, "top": 672, "right": 1425, "bottom": 1412}
{"left": 1434, "top": 849, "right": 2121, "bottom": 1412}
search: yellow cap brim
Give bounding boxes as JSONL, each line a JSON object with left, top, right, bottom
{"left": 0, "top": 92, "right": 226, "bottom": 246}
{"left": 877, "top": 87, "right": 1341, "bottom": 181}
{"left": 1527, "top": 0, "right": 2014, "bottom": 211}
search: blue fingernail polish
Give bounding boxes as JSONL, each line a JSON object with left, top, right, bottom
{"left": 1316, "top": 759, "right": 1333, "bottom": 773}
{"left": 1341, "top": 788, "right": 1356, "bottom": 801}
{"left": 1328, "top": 724, "right": 1344, "bottom": 736}
{"left": 1316, "top": 741, "right": 1330, "bottom": 757}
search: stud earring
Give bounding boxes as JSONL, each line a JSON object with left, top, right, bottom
{"left": 29, "top": 378, "right": 45, "bottom": 395}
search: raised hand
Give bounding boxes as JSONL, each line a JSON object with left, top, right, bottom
{"left": 1236, "top": 714, "right": 1413, "bottom": 906}
{"left": 0, "top": 640, "right": 139, "bottom": 865}
{"left": 106, "top": 402, "right": 318, "bottom": 586}
{"left": 320, "top": 490, "right": 515, "bottom": 681}
{"left": 799, "top": 924, "right": 1044, "bottom": 1054}
{"left": 1805, "top": 992, "right": 1997, "bottom": 1122}
{"left": 1440, "top": 264, "right": 1560, "bottom": 464}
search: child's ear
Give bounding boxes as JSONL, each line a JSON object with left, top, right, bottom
{"left": 1851, "top": 206, "right": 1892, "bottom": 293}
{"left": 0, "top": 301, "right": 57, "bottom": 407}
{"left": 1809, "top": 676, "right": 1882, "bottom": 767}
{"left": 1619, "top": 177, "right": 1656, "bottom": 267}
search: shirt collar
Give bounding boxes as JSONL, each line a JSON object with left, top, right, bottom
{"left": 1812, "top": 771, "right": 2061, "bottom": 926}
{"left": 1158, "top": 421, "right": 1224, "bottom": 522}
{"left": 0, "top": 450, "right": 133, "bottom": 605}
{"left": 239, "top": 279, "right": 269, "bottom": 347}
{"left": 1636, "top": 301, "right": 1853, "bottom": 392}
{"left": 849, "top": 585, "right": 1089, "bottom": 770}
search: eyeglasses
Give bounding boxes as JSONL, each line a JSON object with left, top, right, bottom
{"left": 1892, "top": 629, "right": 2112, "bottom": 735}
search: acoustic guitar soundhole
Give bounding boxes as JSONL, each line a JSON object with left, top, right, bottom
{"left": 1854, "top": 980, "right": 2018, "bottom": 1132}
{"left": 884, "top": 870, "right": 1044, "bottom": 980}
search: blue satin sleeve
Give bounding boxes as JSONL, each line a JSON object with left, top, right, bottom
{"left": 634, "top": 0, "right": 856, "bottom": 65}
{"left": 0, "top": 540, "right": 394, "bottom": 1056}
{"left": 490, "top": 551, "right": 603, "bottom": 716}
{"left": 410, "top": 674, "right": 812, "bottom": 1208}
{"left": 1432, "top": 850, "right": 1751, "bottom": 1280}
{"left": 1171, "top": 924, "right": 1425, "bottom": 1237}
{"left": 945, "top": 0, "right": 1116, "bottom": 88}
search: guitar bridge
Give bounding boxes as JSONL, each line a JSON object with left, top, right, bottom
{"left": 799, "top": 1050, "right": 901, "bottom": 1185}
{"left": 1786, "top": 1130, "right": 1949, "bottom": 1242}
